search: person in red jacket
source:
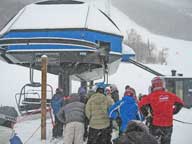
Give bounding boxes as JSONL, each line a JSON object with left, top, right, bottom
{"left": 139, "top": 77, "right": 184, "bottom": 144}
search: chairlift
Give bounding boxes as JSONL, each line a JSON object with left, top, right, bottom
{"left": 15, "top": 65, "right": 53, "bottom": 116}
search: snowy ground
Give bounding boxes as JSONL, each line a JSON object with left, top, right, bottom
{"left": 15, "top": 118, "right": 53, "bottom": 144}
{"left": 172, "top": 108, "right": 192, "bottom": 144}
{"left": 14, "top": 107, "right": 192, "bottom": 144}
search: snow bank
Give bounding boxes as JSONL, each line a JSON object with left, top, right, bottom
{"left": 172, "top": 108, "right": 192, "bottom": 144}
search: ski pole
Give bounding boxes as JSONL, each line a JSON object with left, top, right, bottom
{"left": 49, "top": 107, "right": 55, "bottom": 127}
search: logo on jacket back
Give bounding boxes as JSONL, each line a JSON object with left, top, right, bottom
{"left": 159, "top": 95, "right": 169, "bottom": 102}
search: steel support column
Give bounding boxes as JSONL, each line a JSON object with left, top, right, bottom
{"left": 58, "top": 72, "right": 71, "bottom": 96}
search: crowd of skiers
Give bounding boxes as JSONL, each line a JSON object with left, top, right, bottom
{"left": 0, "top": 76, "right": 184, "bottom": 144}
{"left": 49, "top": 76, "right": 184, "bottom": 144}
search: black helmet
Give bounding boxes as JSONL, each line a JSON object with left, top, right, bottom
{"left": 0, "top": 106, "right": 18, "bottom": 127}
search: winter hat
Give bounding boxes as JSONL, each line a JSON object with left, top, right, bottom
{"left": 0, "top": 106, "right": 18, "bottom": 127}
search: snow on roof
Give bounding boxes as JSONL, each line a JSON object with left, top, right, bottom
{"left": 0, "top": 8, "right": 25, "bottom": 36}
{"left": 0, "top": 1, "right": 121, "bottom": 36}
{"left": 122, "top": 44, "right": 135, "bottom": 55}
{"left": 86, "top": 5, "right": 121, "bottom": 35}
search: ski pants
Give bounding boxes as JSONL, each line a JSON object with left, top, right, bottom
{"left": 52, "top": 115, "right": 63, "bottom": 138}
{"left": 63, "top": 121, "right": 84, "bottom": 144}
{"left": 87, "top": 126, "right": 112, "bottom": 144}
{"left": 150, "top": 125, "right": 173, "bottom": 144}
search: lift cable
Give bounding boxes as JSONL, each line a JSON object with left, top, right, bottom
{"left": 174, "top": 118, "right": 192, "bottom": 125}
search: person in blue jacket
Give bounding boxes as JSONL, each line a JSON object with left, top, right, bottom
{"left": 108, "top": 87, "right": 141, "bottom": 134}
{"left": 51, "top": 88, "right": 64, "bottom": 139}
{"left": 10, "top": 134, "right": 23, "bottom": 144}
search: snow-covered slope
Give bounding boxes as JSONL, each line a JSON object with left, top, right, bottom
{"left": 110, "top": 6, "right": 192, "bottom": 77}
{"left": 112, "top": 0, "right": 192, "bottom": 41}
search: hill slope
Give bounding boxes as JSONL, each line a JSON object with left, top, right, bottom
{"left": 110, "top": 6, "right": 192, "bottom": 77}
{"left": 112, "top": 0, "right": 192, "bottom": 41}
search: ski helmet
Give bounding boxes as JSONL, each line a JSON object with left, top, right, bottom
{"left": 96, "top": 82, "right": 106, "bottom": 94}
{"left": 151, "top": 76, "right": 165, "bottom": 91}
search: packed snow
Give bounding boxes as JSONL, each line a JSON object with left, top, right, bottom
{"left": 14, "top": 108, "right": 192, "bottom": 144}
